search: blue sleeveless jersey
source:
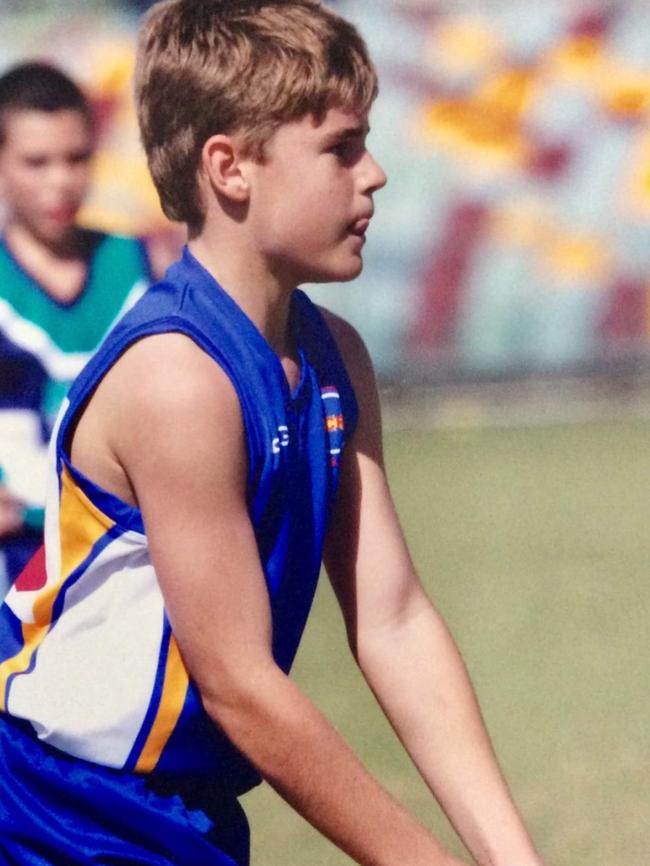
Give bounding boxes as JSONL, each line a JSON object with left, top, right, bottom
{"left": 0, "top": 248, "right": 357, "bottom": 795}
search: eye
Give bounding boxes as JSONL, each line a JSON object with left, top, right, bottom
{"left": 68, "top": 150, "right": 93, "bottom": 167}
{"left": 329, "top": 141, "right": 349, "bottom": 159}
{"left": 328, "top": 138, "right": 364, "bottom": 165}
{"left": 23, "top": 155, "right": 48, "bottom": 169}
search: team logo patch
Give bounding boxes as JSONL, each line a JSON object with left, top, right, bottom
{"left": 321, "top": 386, "right": 344, "bottom": 468}
{"left": 272, "top": 425, "right": 290, "bottom": 454}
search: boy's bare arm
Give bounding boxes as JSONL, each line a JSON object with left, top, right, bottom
{"left": 322, "top": 313, "right": 545, "bottom": 866}
{"left": 74, "top": 333, "right": 467, "bottom": 866}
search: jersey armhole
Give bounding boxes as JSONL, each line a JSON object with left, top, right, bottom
{"left": 56, "top": 318, "right": 255, "bottom": 534}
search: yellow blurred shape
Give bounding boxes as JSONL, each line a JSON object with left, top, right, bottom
{"left": 598, "top": 67, "right": 650, "bottom": 119}
{"left": 424, "top": 16, "right": 504, "bottom": 77}
{"left": 476, "top": 67, "right": 535, "bottom": 115}
{"left": 619, "top": 128, "right": 650, "bottom": 219}
{"left": 546, "top": 34, "right": 650, "bottom": 121}
{"left": 70, "top": 36, "right": 171, "bottom": 236}
{"left": 79, "top": 150, "right": 165, "bottom": 236}
{"left": 419, "top": 67, "right": 535, "bottom": 167}
{"left": 538, "top": 233, "right": 611, "bottom": 285}
{"left": 489, "top": 202, "right": 550, "bottom": 248}
{"left": 84, "top": 39, "right": 135, "bottom": 101}
{"left": 487, "top": 204, "right": 612, "bottom": 290}
{"left": 545, "top": 34, "right": 604, "bottom": 82}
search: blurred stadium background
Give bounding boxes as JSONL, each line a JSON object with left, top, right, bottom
{"left": 4, "top": 0, "right": 650, "bottom": 406}
{"left": 1, "top": 1, "right": 648, "bottom": 864}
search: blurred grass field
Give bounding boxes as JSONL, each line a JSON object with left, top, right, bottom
{"left": 243, "top": 416, "right": 649, "bottom": 866}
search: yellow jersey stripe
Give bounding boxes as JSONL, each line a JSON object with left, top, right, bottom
{"left": 135, "top": 635, "right": 189, "bottom": 772}
{"left": 0, "top": 624, "right": 45, "bottom": 712}
{"left": 0, "top": 466, "right": 115, "bottom": 708}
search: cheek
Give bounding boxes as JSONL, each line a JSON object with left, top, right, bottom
{"left": 288, "top": 208, "right": 333, "bottom": 250}
{"left": 72, "top": 164, "right": 93, "bottom": 194}
{"left": 4, "top": 172, "right": 41, "bottom": 206}
{"left": 254, "top": 171, "right": 344, "bottom": 254}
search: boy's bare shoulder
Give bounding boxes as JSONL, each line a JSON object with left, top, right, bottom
{"left": 106, "top": 331, "right": 245, "bottom": 457}
{"left": 110, "top": 331, "right": 239, "bottom": 413}
{"left": 71, "top": 331, "right": 244, "bottom": 507}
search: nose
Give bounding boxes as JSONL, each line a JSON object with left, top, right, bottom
{"left": 46, "top": 161, "right": 70, "bottom": 190}
{"left": 45, "top": 159, "right": 88, "bottom": 199}
{"left": 362, "top": 150, "right": 387, "bottom": 195}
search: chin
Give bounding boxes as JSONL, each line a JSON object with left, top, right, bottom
{"left": 37, "top": 224, "right": 78, "bottom": 249}
{"left": 336, "top": 258, "right": 364, "bottom": 282}
{"left": 311, "top": 256, "right": 364, "bottom": 285}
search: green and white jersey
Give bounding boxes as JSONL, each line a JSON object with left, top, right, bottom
{"left": 0, "top": 230, "right": 151, "bottom": 512}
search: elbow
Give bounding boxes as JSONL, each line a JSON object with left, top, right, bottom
{"left": 354, "top": 595, "right": 440, "bottom": 677}
{"left": 198, "top": 658, "right": 284, "bottom": 743}
{"left": 197, "top": 660, "right": 312, "bottom": 781}
{"left": 201, "top": 688, "right": 252, "bottom": 737}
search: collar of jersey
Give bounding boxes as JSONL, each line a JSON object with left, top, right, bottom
{"left": 171, "top": 246, "right": 309, "bottom": 406}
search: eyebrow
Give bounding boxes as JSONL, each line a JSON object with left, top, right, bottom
{"left": 322, "top": 123, "right": 370, "bottom": 145}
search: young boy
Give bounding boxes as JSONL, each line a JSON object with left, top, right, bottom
{"left": 0, "top": 3, "right": 547, "bottom": 865}
{"left": 0, "top": 62, "right": 152, "bottom": 591}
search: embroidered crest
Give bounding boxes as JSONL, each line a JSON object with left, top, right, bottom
{"left": 320, "top": 386, "right": 345, "bottom": 468}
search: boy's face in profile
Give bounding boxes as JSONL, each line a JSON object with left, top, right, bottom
{"left": 0, "top": 108, "right": 94, "bottom": 248}
{"left": 244, "top": 105, "right": 386, "bottom": 287}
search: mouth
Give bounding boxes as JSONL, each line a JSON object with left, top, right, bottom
{"left": 45, "top": 206, "right": 78, "bottom": 224}
{"left": 348, "top": 216, "right": 371, "bottom": 238}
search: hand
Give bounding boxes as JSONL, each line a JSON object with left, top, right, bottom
{"left": 0, "top": 484, "right": 24, "bottom": 537}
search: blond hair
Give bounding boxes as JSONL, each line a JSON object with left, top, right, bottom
{"left": 135, "top": 0, "right": 378, "bottom": 229}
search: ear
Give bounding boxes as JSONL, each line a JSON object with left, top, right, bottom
{"left": 201, "top": 134, "right": 250, "bottom": 203}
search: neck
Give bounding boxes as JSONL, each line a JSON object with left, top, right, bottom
{"left": 2, "top": 221, "right": 89, "bottom": 304}
{"left": 188, "top": 228, "right": 295, "bottom": 356}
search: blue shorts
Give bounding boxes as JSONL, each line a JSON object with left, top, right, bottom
{"left": 0, "top": 714, "right": 249, "bottom": 865}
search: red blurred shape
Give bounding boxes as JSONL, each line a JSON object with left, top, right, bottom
{"left": 527, "top": 141, "right": 573, "bottom": 180}
{"left": 410, "top": 201, "right": 487, "bottom": 354}
{"left": 14, "top": 545, "right": 47, "bottom": 592}
{"left": 570, "top": 7, "right": 617, "bottom": 39}
{"left": 599, "top": 276, "right": 646, "bottom": 343}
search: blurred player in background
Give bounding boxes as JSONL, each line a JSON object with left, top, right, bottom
{"left": 0, "top": 61, "right": 153, "bottom": 592}
{"left": 0, "top": 4, "right": 547, "bottom": 866}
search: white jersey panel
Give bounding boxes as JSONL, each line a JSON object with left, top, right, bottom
{"left": 7, "top": 533, "right": 164, "bottom": 768}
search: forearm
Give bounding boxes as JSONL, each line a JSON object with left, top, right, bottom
{"left": 357, "top": 599, "right": 543, "bottom": 866}
{"left": 203, "top": 662, "right": 467, "bottom": 866}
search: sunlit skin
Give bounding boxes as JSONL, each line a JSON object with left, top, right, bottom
{"left": 242, "top": 107, "right": 388, "bottom": 288}
{"left": 191, "top": 107, "right": 387, "bottom": 383}
{"left": 0, "top": 107, "right": 94, "bottom": 255}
